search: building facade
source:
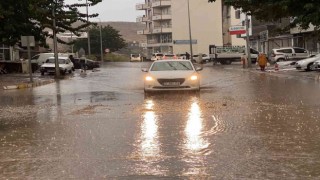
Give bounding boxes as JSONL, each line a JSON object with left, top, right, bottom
{"left": 136, "top": 0, "right": 245, "bottom": 58}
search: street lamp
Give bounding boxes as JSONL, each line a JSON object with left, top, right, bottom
{"left": 187, "top": 0, "right": 193, "bottom": 59}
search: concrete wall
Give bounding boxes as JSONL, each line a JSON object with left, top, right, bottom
{"left": 171, "top": 0, "right": 224, "bottom": 55}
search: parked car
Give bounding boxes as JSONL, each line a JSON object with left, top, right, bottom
{"left": 130, "top": 54, "right": 142, "bottom": 62}
{"left": 151, "top": 53, "right": 164, "bottom": 61}
{"left": 310, "top": 58, "right": 320, "bottom": 71}
{"left": 31, "top": 53, "right": 73, "bottom": 66}
{"left": 40, "top": 57, "right": 74, "bottom": 75}
{"left": 162, "top": 54, "right": 177, "bottom": 59}
{"left": 73, "top": 58, "right": 100, "bottom": 70}
{"left": 269, "top": 47, "right": 309, "bottom": 63}
{"left": 141, "top": 59, "right": 202, "bottom": 92}
{"left": 192, "top": 54, "right": 211, "bottom": 63}
{"left": 295, "top": 54, "right": 320, "bottom": 71}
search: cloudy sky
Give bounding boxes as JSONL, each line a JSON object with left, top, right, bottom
{"left": 65, "top": 0, "right": 144, "bottom": 22}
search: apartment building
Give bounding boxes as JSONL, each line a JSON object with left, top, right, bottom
{"left": 136, "top": 0, "right": 245, "bottom": 57}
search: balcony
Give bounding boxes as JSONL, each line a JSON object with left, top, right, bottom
{"left": 136, "top": 16, "right": 150, "bottom": 22}
{"left": 152, "top": 14, "right": 172, "bottom": 21}
{"left": 153, "top": 25, "right": 172, "bottom": 34}
{"left": 152, "top": 0, "right": 171, "bottom": 8}
{"left": 136, "top": 3, "right": 150, "bottom": 10}
{"left": 137, "top": 30, "right": 151, "bottom": 35}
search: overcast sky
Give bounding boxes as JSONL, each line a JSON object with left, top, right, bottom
{"left": 65, "top": 0, "right": 144, "bottom": 22}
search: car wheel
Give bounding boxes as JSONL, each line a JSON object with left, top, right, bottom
{"left": 306, "top": 63, "right": 313, "bottom": 71}
{"left": 68, "top": 69, "right": 72, "bottom": 74}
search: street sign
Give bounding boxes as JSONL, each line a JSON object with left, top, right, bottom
{"left": 229, "top": 26, "right": 246, "bottom": 35}
{"left": 21, "top": 36, "right": 35, "bottom": 47}
{"left": 105, "top": 48, "right": 110, "bottom": 53}
{"left": 173, "top": 40, "right": 197, "bottom": 44}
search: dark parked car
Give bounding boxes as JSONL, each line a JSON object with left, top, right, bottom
{"left": 73, "top": 58, "right": 100, "bottom": 70}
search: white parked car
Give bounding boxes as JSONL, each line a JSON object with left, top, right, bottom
{"left": 130, "top": 54, "right": 142, "bottom": 62}
{"left": 150, "top": 53, "right": 164, "bottom": 61}
{"left": 141, "top": 59, "right": 202, "bottom": 92}
{"left": 192, "top": 53, "right": 211, "bottom": 63}
{"left": 31, "top": 53, "right": 72, "bottom": 66}
{"left": 295, "top": 54, "right": 320, "bottom": 71}
{"left": 40, "top": 57, "right": 74, "bottom": 75}
{"left": 310, "top": 58, "right": 320, "bottom": 71}
{"left": 269, "top": 47, "right": 309, "bottom": 63}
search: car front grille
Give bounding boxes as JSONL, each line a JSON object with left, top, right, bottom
{"left": 45, "top": 67, "right": 55, "bottom": 71}
{"left": 157, "top": 78, "right": 185, "bottom": 86}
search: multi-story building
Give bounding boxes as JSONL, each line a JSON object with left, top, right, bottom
{"left": 136, "top": 0, "right": 245, "bottom": 58}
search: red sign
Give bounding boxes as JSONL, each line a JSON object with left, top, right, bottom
{"left": 229, "top": 26, "right": 246, "bottom": 35}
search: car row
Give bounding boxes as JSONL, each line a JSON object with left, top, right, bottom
{"left": 39, "top": 56, "right": 100, "bottom": 75}
{"left": 150, "top": 53, "right": 210, "bottom": 64}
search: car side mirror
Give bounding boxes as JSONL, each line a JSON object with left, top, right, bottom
{"left": 195, "top": 67, "right": 203, "bottom": 71}
{"left": 141, "top": 68, "right": 148, "bottom": 72}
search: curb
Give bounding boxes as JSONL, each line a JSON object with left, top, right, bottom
{"left": 3, "top": 79, "right": 55, "bottom": 90}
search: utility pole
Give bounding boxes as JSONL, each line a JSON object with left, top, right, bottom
{"left": 245, "top": 13, "right": 251, "bottom": 68}
{"left": 187, "top": 0, "right": 193, "bottom": 59}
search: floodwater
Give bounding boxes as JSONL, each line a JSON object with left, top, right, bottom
{"left": 0, "top": 62, "right": 320, "bottom": 179}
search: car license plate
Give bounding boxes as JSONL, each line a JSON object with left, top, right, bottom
{"left": 163, "top": 82, "right": 180, "bottom": 86}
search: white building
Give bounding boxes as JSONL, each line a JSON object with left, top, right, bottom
{"left": 136, "top": 0, "right": 245, "bottom": 57}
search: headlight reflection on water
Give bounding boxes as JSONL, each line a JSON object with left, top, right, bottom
{"left": 185, "top": 100, "right": 209, "bottom": 152}
{"left": 139, "top": 100, "right": 160, "bottom": 160}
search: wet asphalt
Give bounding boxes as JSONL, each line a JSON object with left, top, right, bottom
{"left": 0, "top": 62, "right": 320, "bottom": 179}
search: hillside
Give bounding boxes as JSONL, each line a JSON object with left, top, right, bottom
{"left": 101, "top": 22, "right": 146, "bottom": 43}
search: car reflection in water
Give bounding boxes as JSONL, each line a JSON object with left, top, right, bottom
{"left": 134, "top": 94, "right": 214, "bottom": 176}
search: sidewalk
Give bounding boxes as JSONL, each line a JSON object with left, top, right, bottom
{"left": 0, "top": 73, "right": 55, "bottom": 91}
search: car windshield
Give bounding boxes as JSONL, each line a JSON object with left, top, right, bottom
{"left": 131, "top": 54, "right": 140, "bottom": 58}
{"left": 150, "top": 61, "right": 193, "bottom": 71}
{"left": 46, "top": 59, "right": 67, "bottom": 64}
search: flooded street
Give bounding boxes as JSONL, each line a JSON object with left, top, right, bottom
{"left": 0, "top": 62, "right": 320, "bottom": 179}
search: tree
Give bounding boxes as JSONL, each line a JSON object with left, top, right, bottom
{"left": 208, "top": 0, "right": 320, "bottom": 30}
{"left": 0, "top": 0, "right": 102, "bottom": 46}
{"left": 73, "top": 25, "right": 127, "bottom": 55}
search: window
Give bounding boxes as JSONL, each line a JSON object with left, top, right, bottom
{"left": 277, "top": 49, "right": 292, "bottom": 53}
{"left": 235, "top": 10, "right": 240, "bottom": 19}
{"left": 293, "top": 48, "right": 307, "bottom": 53}
{"left": 151, "top": 61, "right": 193, "bottom": 71}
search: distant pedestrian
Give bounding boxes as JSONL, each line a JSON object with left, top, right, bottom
{"left": 185, "top": 52, "right": 190, "bottom": 60}
{"left": 80, "top": 56, "right": 87, "bottom": 73}
{"left": 258, "top": 53, "right": 268, "bottom": 71}
{"left": 69, "top": 55, "right": 75, "bottom": 64}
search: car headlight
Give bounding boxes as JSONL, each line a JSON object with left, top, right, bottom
{"left": 190, "top": 75, "right": 198, "bottom": 80}
{"left": 145, "top": 76, "right": 154, "bottom": 81}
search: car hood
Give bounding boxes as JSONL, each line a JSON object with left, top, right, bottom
{"left": 148, "top": 70, "right": 197, "bottom": 78}
{"left": 296, "top": 56, "right": 320, "bottom": 64}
